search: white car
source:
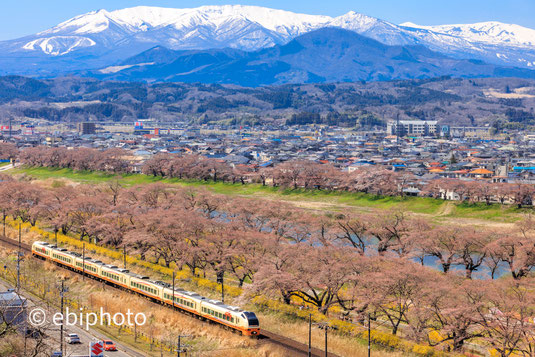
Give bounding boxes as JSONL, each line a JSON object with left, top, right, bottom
{"left": 65, "top": 333, "right": 81, "bottom": 344}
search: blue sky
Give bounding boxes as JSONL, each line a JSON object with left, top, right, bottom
{"left": 1, "top": 0, "right": 533, "bottom": 41}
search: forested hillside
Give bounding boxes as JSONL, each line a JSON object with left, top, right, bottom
{"left": 1, "top": 75, "right": 534, "bottom": 127}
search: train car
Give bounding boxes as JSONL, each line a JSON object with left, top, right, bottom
{"left": 100, "top": 265, "right": 130, "bottom": 288}
{"left": 50, "top": 247, "right": 76, "bottom": 268}
{"left": 129, "top": 275, "right": 164, "bottom": 300}
{"left": 32, "top": 241, "right": 52, "bottom": 259}
{"left": 75, "top": 257, "right": 104, "bottom": 277}
{"left": 200, "top": 300, "right": 260, "bottom": 336}
{"left": 31, "top": 241, "right": 260, "bottom": 336}
{"left": 162, "top": 288, "right": 202, "bottom": 314}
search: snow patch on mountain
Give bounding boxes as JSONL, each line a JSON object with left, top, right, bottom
{"left": 22, "top": 36, "right": 96, "bottom": 56}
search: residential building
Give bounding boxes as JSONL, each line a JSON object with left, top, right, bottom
{"left": 387, "top": 120, "right": 437, "bottom": 136}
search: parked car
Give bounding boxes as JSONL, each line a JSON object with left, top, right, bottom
{"left": 50, "top": 352, "right": 62, "bottom": 357}
{"left": 103, "top": 339, "right": 117, "bottom": 351}
{"left": 65, "top": 333, "right": 81, "bottom": 344}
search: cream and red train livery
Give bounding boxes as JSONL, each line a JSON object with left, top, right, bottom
{"left": 32, "top": 241, "right": 260, "bottom": 336}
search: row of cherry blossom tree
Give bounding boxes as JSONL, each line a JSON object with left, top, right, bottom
{"left": 1, "top": 176, "right": 535, "bottom": 354}
{"left": 2, "top": 144, "right": 535, "bottom": 207}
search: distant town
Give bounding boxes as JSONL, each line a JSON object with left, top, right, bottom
{"left": 2, "top": 118, "right": 535, "bottom": 190}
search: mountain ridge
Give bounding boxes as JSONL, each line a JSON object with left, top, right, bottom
{"left": 0, "top": 5, "right": 534, "bottom": 76}
{"left": 87, "top": 28, "right": 535, "bottom": 87}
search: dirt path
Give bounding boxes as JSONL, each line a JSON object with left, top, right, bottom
{"left": 261, "top": 195, "right": 518, "bottom": 230}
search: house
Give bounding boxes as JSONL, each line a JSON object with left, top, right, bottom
{"left": 469, "top": 168, "right": 493, "bottom": 179}
{"left": 0, "top": 289, "right": 27, "bottom": 329}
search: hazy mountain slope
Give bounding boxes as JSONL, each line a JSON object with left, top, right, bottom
{"left": 89, "top": 28, "right": 535, "bottom": 86}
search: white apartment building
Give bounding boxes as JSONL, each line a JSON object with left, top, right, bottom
{"left": 387, "top": 120, "right": 438, "bottom": 136}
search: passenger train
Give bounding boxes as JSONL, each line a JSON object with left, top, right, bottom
{"left": 32, "top": 241, "right": 260, "bottom": 336}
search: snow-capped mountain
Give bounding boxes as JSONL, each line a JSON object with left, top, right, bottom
{"left": 400, "top": 21, "right": 535, "bottom": 68}
{"left": 0, "top": 5, "right": 534, "bottom": 76}
{"left": 401, "top": 21, "right": 535, "bottom": 48}
{"left": 15, "top": 6, "right": 333, "bottom": 55}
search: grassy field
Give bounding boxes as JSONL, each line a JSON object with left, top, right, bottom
{"left": 8, "top": 166, "right": 527, "bottom": 223}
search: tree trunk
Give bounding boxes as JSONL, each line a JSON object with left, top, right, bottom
{"left": 392, "top": 323, "right": 399, "bottom": 335}
{"left": 442, "top": 263, "right": 450, "bottom": 273}
{"left": 282, "top": 292, "right": 291, "bottom": 304}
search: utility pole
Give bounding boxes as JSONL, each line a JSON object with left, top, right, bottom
{"left": 54, "top": 230, "right": 57, "bottom": 245}
{"left": 176, "top": 335, "right": 191, "bottom": 357}
{"left": 368, "top": 313, "right": 371, "bottom": 357}
{"left": 82, "top": 243, "right": 85, "bottom": 280}
{"left": 308, "top": 314, "right": 312, "bottom": 357}
{"left": 217, "top": 271, "right": 224, "bottom": 303}
{"left": 59, "top": 280, "right": 68, "bottom": 356}
{"left": 16, "top": 223, "right": 21, "bottom": 292}
{"left": 324, "top": 326, "right": 328, "bottom": 357}
{"left": 2, "top": 209, "right": 5, "bottom": 237}
{"left": 313, "top": 321, "right": 330, "bottom": 357}
{"left": 123, "top": 245, "right": 127, "bottom": 270}
{"left": 172, "top": 271, "right": 175, "bottom": 309}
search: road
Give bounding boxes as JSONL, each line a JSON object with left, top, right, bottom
{"left": 0, "top": 278, "right": 145, "bottom": 357}
{"left": 0, "top": 163, "right": 13, "bottom": 171}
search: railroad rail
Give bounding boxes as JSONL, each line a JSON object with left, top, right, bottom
{"left": 0, "top": 234, "right": 339, "bottom": 357}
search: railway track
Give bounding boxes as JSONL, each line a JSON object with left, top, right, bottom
{"left": 0, "top": 234, "right": 339, "bottom": 357}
